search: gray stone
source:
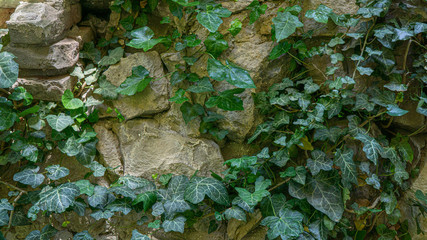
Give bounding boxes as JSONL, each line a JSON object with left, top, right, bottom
{"left": 13, "top": 75, "right": 76, "bottom": 101}
{"left": 160, "top": 50, "right": 186, "bottom": 72}
{"left": 103, "top": 51, "right": 169, "bottom": 119}
{"left": 67, "top": 26, "right": 95, "bottom": 49}
{"left": 7, "top": 2, "right": 66, "bottom": 45}
{"left": 221, "top": 0, "right": 252, "bottom": 13}
{"left": 94, "top": 121, "right": 124, "bottom": 176}
{"left": 54, "top": 230, "right": 73, "bottom": 240}
{"left": 112, "top": 119, "right": 225, "bottom": 179}
{"left": 6, "top": 38, "right": 79, "bottom": 74}
{"left": 0, "top": 0, "right": 43, "bottom": 10}
{"left": 227, "top": 210, "right": 262, "bottom": 240}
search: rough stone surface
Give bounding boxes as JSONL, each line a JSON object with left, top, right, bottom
{"left": 111, "top": 119, "right": 225, "bottom": 178}
{"left": 53, "top": 230, "right": 73, "bottom": 240}
{"left": 0, "top": 8, "right": 14, "bottom": 28}
{"left": 94, "top": 121, "right": 124, "bottom": 176}
{"left": 6, "top": 38, "right": 79, "bottom": 74}
{"left": 7, "top": 2, "right": 66, "bottom": 45}
{"left": 67, "top": 26, "right": 94, "bottom": 49}
{"left": 103, "top": 51, "right": 170, "bottom": 119}
{"left": 13, "top": 75, "right": 76, "bottom": 101}
{"left": 227, "top": 210, "right": 263, "bottom": 240}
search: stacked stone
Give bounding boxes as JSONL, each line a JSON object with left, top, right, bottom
{"left": 5, "top": 0, "right": 83, "bottom": 101}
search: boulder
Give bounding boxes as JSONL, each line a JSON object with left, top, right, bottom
{"left": 13, "top": 75, "right": 76, "bottom": 101}
{"left": 103, "top": 51, "right": 170, "bottom": 119}
{"left": 112, "top": 119, "right": 225, "bottom": 178}
{"left": 0, "top": 8, "right": 14, "bottom": 28}
{"left": 67, "top": 26, "right": 95, "bottom": 49}
{"left": 7, "top": 2, "right": 66, "bottom": 45}
{"left": 6, "top": 38, "right": 79, "bottom": 75}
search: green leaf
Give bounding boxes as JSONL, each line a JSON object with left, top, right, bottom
{"left": 45, "top": 165, "right": 69, "bottom": 181}
{"left": 133, "top": 191, "right": 157, "bottom": 212}
{"left": 307, "top": 150, "right": 333, "bottom": 176}
{"left": 45, "top": 113, "right": 74, "bottom": 132}
{"left": 13, "top": 167, "right": 45, "bottom": 188}
{"left": 261, "top": 208, "right": 304, "bottom": 239}
{"left": 260, "top": 194, "right": 289, "bottom": 217}
{"left": 205, "top": 88, "right": 245, "bottom": 111}
{"left": 334, "top": 147, "right": 358, "bottom": 186}
{"left": 328, "top": 37, "right": 345, "bottom": 47}
{"left": 163, "top": 216, "right": 186, "bottom": 233}
{"left": 305, "top": 4, "right": 333, "bottom": 24}
{"left": 225, "top": 156, "right": 257, "bottom": 169}
{"left": 75, "top": 180, "right": 94, "bottom": 196}
{"left": 118, "top": 176, "right": 153, "bottom": 190}
{"left": 116, "top": 66, "right": 152, "bottom": 96}
{"left": 163, "top": 176, "right": 191, "bottom": 217}
{"left": 171, "top": 0, "right": 199, "bottom": 7}
{"left": 187, "top": 77, "right": 214, "bottom": 93}
{"left": 131, "top": 229, "right": 150, "bottom": 240}
{"left": 289, "top": 171, "right": 344, "bottom": 222}
{"left": 196, "top": 5, "right": 231, "bottom": 32}
{"left": 76, "top": 141, "right": 97, "bottom": 165}
{"left": 169, "top": 88, "right": 189, "bottom": 104}
{"left": 0, "top": 51, "right": 19, "bottom": 88}
{"left": 184, "top": 176, "right": 229, "bottom": 205}
{"left": 235, "top": 177, "right": 271, "bottom": 206}
{"left": 391, "top": 134, "right": 413, "bottom": 163}
{"left": 224, "top": 206, "right": 246, "bottom": 221}
{"left": 380, "top": 192, "right": 397, "bottom": 215}
{"left": 40, "top": 225, "right": 57, "bottom": 240}
{"left": 273, "top": 11, "right": 304, "bottom": 42}
{"left": 0, "top": 105, "right": 17, "bottom": 131}
{"left": 36, "top": 183, "right": 80, "bottom": 213}
{"left": 94, "top": 76, "right": 118, "bottom": 100}
{"left": 207, "top": 59, "right": 255, "bottom": 88}
{"left": 386, "top": 104, "right": 408, "bottom": 117}
{"left": 9, "top": 87, "right": 32, "bottom": 105}
{"left": 377, "top": 224, "right": 397, "bottom": 240}
{"left": 204, "top": 32, "right": 228, "bottom": 58}
{"left": 180, "top": 102, "right": 204, "bottom": 124}
{"left": 127, "top": 27, "right": 163, "bottom": 51}
{"left": 247, "top": 0, "right": 267, "bottom": 24}
{"left": 88, "top": 186, "right": 110, "bottom": 208}
{"left": 98, "top": 47, "right": 124, "bottom": 67}
{"left": 86, "top": 161, "right": 106, "bottom": 177}
{"left": 80, "top": 42, "right": 101, "bottom": 63}
{"left": 91, "top": 210, "right": 114, "bottom": 220}
{"left": 109, "top": 186, "right": 137, "bottom": 200}
{"left": 228, "top": 18, "right": 242, "bottom": 36}
{"left": 314, "top": 127, "right": 343, "bottom": 143}
{"left": 366, "top": 174, "right": 380, "bottom": 189}
{"left": 330, "top": 53, "right": 344, "bottom": 64}
{"left": 25, "top": 230, "right": 41, "bottom": 240}
{"left": 354, "top": 133, "right": 384, "bottom": 165}
{"left": 159, "top": 174, "right": 173, "bottom": 186}
{"left": 357, "top": 66, "right": 374, "bottom": 76}
{"left": 269, "top": 41, "right": 292, "bottom": 60}
{"left": 106, "top": 198, "right": 133, "bottom": 215}
{"left": 74, "top": 230, "right": 94, "bottom": 240}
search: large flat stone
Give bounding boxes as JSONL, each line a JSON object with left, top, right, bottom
{"left": 13, "top": 75, "right": 76, "bottom": 101}
{"left": 103, "top": 51, "right": 170, "bottom": 119}
{"left": 6, "top": 38, "right": 79, "bottom": 74}
{"left": 111, "top": 119, "right": 225, "bottom": 178}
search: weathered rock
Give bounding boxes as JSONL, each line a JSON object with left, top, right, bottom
{"left": 67, "top": 26, "right": 95, "bottom": 49}
{"left": 7, "top": 38, "right": 79, "bottom": 75}
{"left": 227, "top": 210, "right": 263, "bottom": 240}
{"left": 53, "top": 230, "right": 73, "bottom": 240}
{"left": 241, "top": 227, "right": 267, "bottom": 240}
{"left": 93, "top": 121, "right": 124, "bottom": 176}
{"left": 0, "top": 8, "right": 14, "bottom": 28}
{"left": 13, "top": 75, "right": 76, "bottom": 101}
{"left": 103, "top": 51, "right": 170, "bottom": 119}
{"left": 302, "top": 0, "right": 359, "bottom": 15}
{"left": 0, "top": 0, "right": 43, "bottom": 9}
{"left": 160, "top": 50, "right": 186, "bottom": 72}
{"left": 221, "top": 0, "right": 252, "bottom": 13}
{"left": 7, "top": 2, "right": 66, "bottom": 45}
{"left": 112, "top": 119, "right": 225, "bottom": 178}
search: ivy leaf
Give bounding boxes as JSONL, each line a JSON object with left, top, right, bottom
{"left": 377, "top": 224, "right": 397, "bottom": 240}
{"left": 187, "top": 77, "right": 214, "bottom": 93}
{"left": 196, "top": 5, "right": 231, "bottom": 32}
{"left": 9, "top": 87, "right": 32, "bottom": 106}
{"left": 307, "top": 150, "right": 333, "bottom": 176}
{"left": 180, "top": 102, "right": 204, "bottom": 123}
{"left": 205, "top": 88, "right": 245, "bottom": 111}
{"left": 334, "top": 147, "right": 358, "bottom": 186}
{"left": 235, "top": 177, "right": 271, "bottom": 206}
{"left": 393, "top": 162, "right": 409, "bottom": 185}
{"left": 357, "top": 66, "right": 374, "bottom": 76}
{"left": 366, "top": 174, "right": 381, "bottom": 190}
{"left": 127, "top": 27, "right": 163, "bottom": 51}
{"left": 151, "top": 202, "right": 165, "bottom": 216}
{"left": 76, "top": 141, "right": 97, "bottom": 165}
{"left": 0, "top": 199, "right": 13, "bottom": 212}
{"left": 273, "top": 11, "right": 304, "bottom": 42}
{"left": 45, "top": 165, "right": 69, "bottom": 181}
{"left": 131, "top": 229, "right": 150, "bottom": 240}
{"left": 25, "top": 230, "right": 41, "bottom": 240}
{"left": 163, "top": 176, "right": 191, "bottom": 217}
{"left": 354, "top": 133, "right": 384, "bottom": 165}
{"left": 207, "top": 59, "right": 255, "bottom": 88}
{"left": 118, "top": 175, "right": 154, "bottom": 190}
{"left": 0, "top": 51, "right": 19, "bottom": 88}
{"left": 269, "top": 41, "right": 292, "bottom": 60}
{"left": 224, "top": 206, "right": 246, "bottom": 221}
{"left": 225, "top": 156, "right": 257, "bottom": 169}
{"left": 314, "top": 127, "right": 343, "bottom": 143}
{"left": 289, "top": 171, "right": 344, "bottom": 222}
{"left": 260, "top": 194, "right": 289, "bottom": 217}
{"left": 261, "top": 208, "right": 304, "bottom": 239}
{"left": 106, "top": 198, "right": 133, "bottom": 215}
{"left": 163, "top": 216, "right": 186, "bottom": 233}
{"left": 109, "top": 185, "right": 137, "bottom": 200}
{"left": 75, "top": 180, "right": 94, "bottom": 196}
{"left": 36, "top": 183, "right": 79, "bottom": 213}
{"left": 116, "top": 66, "right": 152, "bottom": 96}
{"left": 40, "top": 225, "right": 57, "bottom": 240}
{"left": 98, "top": 47, "right": 124, "bottom": 67}
{"left": 13, "top": 167, "right": 45, "bottom": 188}
{"left": 88, "top": 186, "right": 111, "bottom": 208}
{"left": 0, "top": 104, "right": 18, "bottom": 131}
{"left": 293, "top": 166, "right": 306, "bottom": 185}
{"left": 330, "top": 53, "right": 344, "bottom": 64}
{"left": 94, "top": 76, "right": 118, "bottom": 100}
{"left": 86, "top": 161, "right": 106, "bottom": 177}
{"left": 74, "top": 230, "right": 94, "bottom": 240}
{"left": 61, "top": 90, "right": 83, "bottom": 110}
{"left": 305, "top": 4, "right": 333, "bottom": 24}
{"left": 228, "top": 18, "right": 242, "bottom": 36}
{"left": 80, "top": 42, "right": 101, "bottom": 63}
{"left": 204, "top": 32, "right": 228, "bottom": 58}
{"left": 386, "top": 104, "right": 408, "bottom": 117}
{"left": 169, "top": 89, "right": 189, "bottom": 104}
{"left": 184, "top": 176, "right": 229, "bottom": 205}
{"left": 171, "top": 0, "right": 199, "bottom": 7}
{"left": 133, "top": 191, "right": 157, "bottom": 212}
{"left": 328, "top": 37, "right": 345, "bottom": 47}
{"left": 45, "top": 113, "right": 74, "bottom": 132}
{"left": 91, "top": 210, "right": 114, "bottom": 220}
{"left": 247, "top": 0, "right": 267, "bottom": 24}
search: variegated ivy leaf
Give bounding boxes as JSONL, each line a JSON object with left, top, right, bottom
{"left": 106, "top": 198, "right": 133, "bottom": 215}
{"left": 273, "top": 11, "right": 304, "bottom": 42}
{"left": 0, "top": 210, "right": 9, "bottom": 226}
{"left": 307, "top": 150, "right": 333, "bottom": 176}
{"left": 0, "top": 199, "right": 13, "bottom": 212}
{"left": 261, "top": 208, "right": 304, "bottom": 239}
{"left": 45, "top": 165, "right": 69, "bottom": 180}
{"left": 40, "top": 225, "right": 57, "bottom": 240}
{"left": 224, "top": 206, "right": 246, "bottom": 221}
{"left": 314, "top": 127, "right": 343, "bottom": 143}
{"left": 289, "top": 171, "right": 344, "bottom": 222}
{"left": 196, "top": 4, "right": 231, "bottom": 33}
{"left": 118, "top": 175, "right": 154, "bottom": 190}
{"left": 13, "top": 167, "right": 45, "bottom": 188}
{"left": 75, "top": 180, "right": 94, "bottom": 196}
{"left": 36, "top": 183, "right": 80, "bottom": 213}
{"left": 334, "top": 147, "right": 358, "bottom": 186}
{"left": 85, "top": 161, "right": 106, "bottom": 177}
{"left": 88, "top": 186, "right": 113, "bottom": 208}
{"left": 293, "top": 166, "right": 307, "bottom": 185}
{"left": 45, "top": 113, "right": 74, "bottom": 132}
{"left": 366, "top": 174, "right": 381, "bottom": 190}
{"left": 232, "top": 197, "right": 254, "bottom": 213}
{"left": 162, "top": 216, "right": 186, "bottom": 233}
{"left": 90, "top": 210, "right": 114, "bottom": 220}
{"left": 133, "top": 191, "right": 157, "bottom": 212}
{"left": 305, "top": 4, "right": 332, "bottom": 24}
{"left": 151, "top": 202, "right": 165, "bottom": 216}
{"left": 357, "top": 66, "right": 374, "bottom": 76}
{"left": 131, "top": 229, "right": 150, "bottom": 240}
{"left": 25, "top": 230, "right": 41, "bottom": 240}
{"left": 354, "top": 133, "right": 384, "bottom": 165}
{"left": 74, "top": 230, "right": 94, "bottom": 240}
{"left": 260, "top": 194, "right": 290, "bottom": 217}
{"left": 109, "top": 185, "right": 137, "bottom": 200}
{"left": 235, "top": 177, "right": 271, "bottom": 206}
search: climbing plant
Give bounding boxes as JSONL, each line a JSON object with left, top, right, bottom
{"left": 0, "top": 0, "right": 426, "bottom": 239}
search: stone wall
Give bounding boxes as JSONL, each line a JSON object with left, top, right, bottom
{"left": 0, "top": 0, "right": 427, "bottom": 239}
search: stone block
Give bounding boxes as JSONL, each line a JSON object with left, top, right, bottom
{"left": 7, "top": 2, "right": 66, "bottom": 45}
{"left": 103, "top": 51, "right": 170, "bottom": 119}
{"left": 6, "top": 38, "right": 79, "bottom": 75}
{"left": 13, "top": 75, "right": 76, "bottom": 101}
{"left": 0, "top": 8, "right": 14, "bottom": 28}
{"left": 67, "top": 26, "right": 94, "bottom": 49}
{"left": 0, "top": 0, "right": 43, "bottom": 8}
